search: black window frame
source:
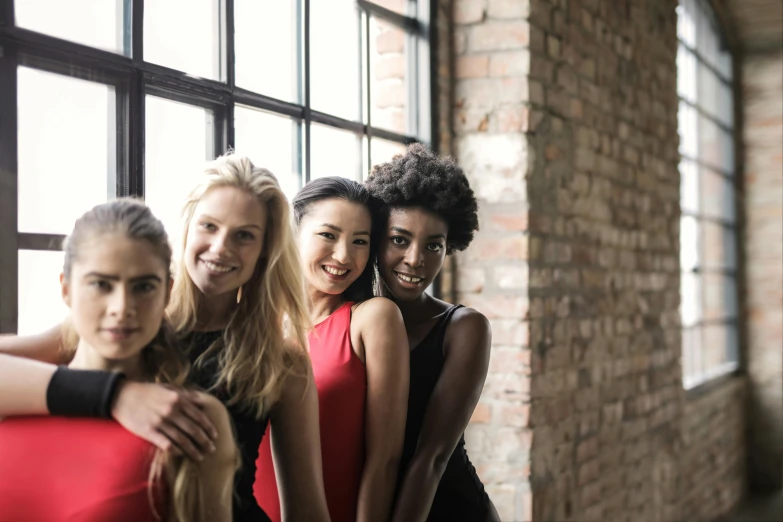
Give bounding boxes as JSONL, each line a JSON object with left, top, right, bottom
{"left": 0, "top": 0, "right": 438, "bottom": 333}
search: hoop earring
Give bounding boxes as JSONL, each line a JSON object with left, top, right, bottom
{"left": 236, "top": 285, "right": 243, "bottom": 304}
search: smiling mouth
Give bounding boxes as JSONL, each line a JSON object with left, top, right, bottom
{"left": 323, "top": 265, "right": 350, "bottom": 277}
{"left": 103, "top": 327, "right": 140, "bottom": 339}
{"left": 203, "top": 260, "right": 237, "bottom": 274}
{"left": 395, "top": 271, "right": 424, "bottom": 284}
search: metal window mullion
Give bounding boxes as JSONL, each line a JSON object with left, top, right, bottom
{"left": 224, "top": 0, "right": 235, "bottom": 149}
{"left": 676, "top": 38, "right": 732, "bottom": 87}
{"left": 364, "top": 9, "right": 372, "bottom": 172}
{"left": 0, "top": 42, "right": 18, "bottom": 333}
{"left": 304, "top": 0, "right": 311, "bottom": 183}
{"left": 357, "top": 0, "right": 418, "bottom": 32}
{"left": 678, "top": 97, "right": 733, "bottom": 135}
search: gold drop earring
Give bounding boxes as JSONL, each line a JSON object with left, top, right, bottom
{"left": 236, "top": 285, "right": 243, "bottom": 304}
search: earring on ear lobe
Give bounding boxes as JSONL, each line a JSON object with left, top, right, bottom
{"left": 236, "top": 285, "right": 243, "bottom": 304}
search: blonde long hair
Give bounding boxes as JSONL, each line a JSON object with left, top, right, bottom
{"left": 61, "top": 198, "right": 228, "bottom": 522}
{"left": 168, "top": 155, "right": 311, "bottom": 419}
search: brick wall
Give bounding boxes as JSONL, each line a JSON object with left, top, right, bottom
{"left": 445, "top": 0, "right": 750, "bottom": 520}
{"left": 742, "top": 50, "right": 783, "bottom": 491}
{"left": 680, "top": 379, "right": 746, "bottom": 520}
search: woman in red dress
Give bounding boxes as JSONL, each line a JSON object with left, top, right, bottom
{"left": 0, "top": 199, "right": 237, "bottom": 522}
{"left": 255, "top": 177, "right": 409, "bottom": 522}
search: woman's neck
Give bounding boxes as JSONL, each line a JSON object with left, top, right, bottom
{"left": 68, "top": 341, "right": 147, "bottom": 381}
{"left": 195, "top": 290, "right": 236, "bottom": 331}
{"left": 392, "top": 291, "right": 436, "bottom": 326}
{"left": 308, "top": 286, "right": 347, "bottom": 325}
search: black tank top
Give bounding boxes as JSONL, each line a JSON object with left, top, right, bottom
{"left": 186, "top": 331, "right": 271, "bottom": 522}
{"left": 398, "top": 304, "right": 489, "bottom": 521}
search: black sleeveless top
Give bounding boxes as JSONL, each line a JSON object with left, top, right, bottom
{"left": 186, "top": 331, "right": 272, "bottom": 522}
{"left": 398, "top": 304, "right": 489, "bottom": 521}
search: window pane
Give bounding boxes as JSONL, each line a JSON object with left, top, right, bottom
{"left": 680, "top": 271, "right": 702, "bottom": 326}
{"left": 234, "top": 106, "right": 301, "bottom": 202}
{"left": 682, "top": 326, "right": 702, "bottom": 382}
{"left": 370, "top": 139, "right": 407, "bottom": 173}
{"left": 235, "top": 0, "right": 300, "bottom": 102}
{"left": 18, "top": 250, "right": 68, "bottom": 335}
{"left": 310, "top": 0, "right": 363, "bottom": 121}
{"left": 703, "top": 273, "right": 737, "bottom": 320}
{"left": 677, "top": 46, "right": 697, "bottom": 103}
{"left": 310, "top": 124, "right": 362, "bottom": 182}
{"left": 702, "top": 323, "right": 727, "bottom": 374}
{"left": 678, "top": 102, "right": 698, "bottom": 158}
{"left": 144, "top": 0, "right": 220, "bottom": 79}
{"left": 677, "top": 0, "right": 697, "bottom": 47}
{"left": 15, "top": 0, "right": 125, "bottom": 54}
{"left": 716, "top": 82, "right": 734, "bottom": 128}
{"left": 680, "top": 216, "right": 699, "bottom": 272}
{"left": 679, "top": 160, "right": 699, "bottom": 215}
{"left": 144, "top": 96, "right": 214, "bottom": 245}
{"left": 717, "top": 49, "right": 733, "bottom": 82}
{"left": 701, "top": 168, "right": 735, "bottom": 223}
{"left": 698, "top": 64, "right": 718, "bottom": 118}
{"left": 703, "top": 221, "right": 736, "bottom": 270}
{"left": 370, "top": 17, "right": 408, "bottom": 134}
{"left": 696, "top": 8, "right": 720, "bottom": 70}
{"left": 698, "top": 113, "right": 733, "bottom": 173}
{"left": 18, "top": 67, "right": 113, "bottom": 234}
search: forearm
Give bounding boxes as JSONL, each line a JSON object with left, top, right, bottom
{"left": 391, "top": 455, "right": 447, "bottom": 522}
{"left": 356, "top": 457, "right": 402, "bottom": 522}
{"left": 0, "top": 326, "right": 64, "bottom": 363}
{"left": 0, "top": 354, "right": 55, "bottom": 415}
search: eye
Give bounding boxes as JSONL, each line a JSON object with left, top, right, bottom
{"left": 427, "top": 243, "right": 444, "bottom": 253}
{"left": 90, "top": 280, "right": 112, "bottom": 292}
{"left": 236, "top": 230, "right": 255, "bottom": 241}
{"left": 318, "top": 232, "right": 336, "bottom": 240}
{"left": 390, "top": 236, "right": 407, "bottom": 246}
{"left": 200, "top": 222, "right": 217, "bottom": 232}
{"left": 353, "top": 238, "right": 368, "bottom": 246}
{"left": 134, "top": 282, "right": 157, "bottom": 294}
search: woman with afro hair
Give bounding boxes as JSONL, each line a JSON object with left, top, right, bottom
{"left": 365, "top": 144, "right": 500, "bottom": 522}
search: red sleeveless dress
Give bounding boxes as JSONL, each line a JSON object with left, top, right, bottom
{"left": 254, "top": 301, "right": 367, "bottom": 522}
{"left": 0, "top": 416, "right": 164, "bottom": 522}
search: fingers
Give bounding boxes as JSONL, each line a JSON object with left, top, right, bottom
{"left": 165, "top": 403, "right": 217, "bottom": 457}
{"left": 157, "top": 422, "right": 204, "bottom": 461}
{"left": 182, "top": 392, "right": 219, "bottom": 440}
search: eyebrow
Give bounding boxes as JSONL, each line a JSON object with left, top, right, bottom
{"left": 390, "top": 226, "right": 446, "bottom": 241}
{"left": 320, "top": 223, "right": 370, "bottom": 236}
{"left": 199, "top": 214, "right": 263, "bottom": 231}
{"left": 83, "top": 273, "right": 163, "bottom": 283}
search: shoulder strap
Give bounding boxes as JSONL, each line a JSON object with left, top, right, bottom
{"left": 436, "top": 304, "right": 465, "bottom": 351}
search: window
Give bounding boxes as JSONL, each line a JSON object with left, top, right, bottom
{"left": 676, "top": 0, "right": 738, "bottom": 389}
{"left": 0, "top": 0, "right": 432, "bottom": 334}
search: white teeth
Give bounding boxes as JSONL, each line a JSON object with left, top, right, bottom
{"left": 204, "top": 260, "right": 234, "bottom": 273}
{"left": 397, "top": 273, "right": 423, "bottom": 283}
{"left": 324, "top": 266, "right": 348, "bottom": 276}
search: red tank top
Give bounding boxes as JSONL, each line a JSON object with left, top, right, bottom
{"left": 254, "top": 301, "right": 367, "bottom": 522}
{"left": 0, "top": 416, "right": 165, "bottom": 522}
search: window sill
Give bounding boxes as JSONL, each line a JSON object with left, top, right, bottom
{"left": 684, "top": 362, "right": 742, "bottom": 399}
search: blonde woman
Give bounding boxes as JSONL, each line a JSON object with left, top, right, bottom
{"left": 0, "top": 199, "right": 237, "bottom": 522}
{"left": 0, "top": 156, "right": 330, "bottom": 522}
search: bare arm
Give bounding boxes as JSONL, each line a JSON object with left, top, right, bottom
{"left": 270, "top": 361, "right": 330, "bottom": 522}
{"left": 0, "top": 354, "right": 56, "bottom": 415}
{"left": 355, "top": 297, "right": 409, "bottom": 522}
{"left": 196, "top": 393, "right": 239, "bottom": 522}
{"left": 0, "top": 325, "right": 63, "bottom": 363}
{"left": 391, "top": 308, "right": 491, "bottom": 522}
{"left": 0, "top": 336, "right": 218, "bottom": 461}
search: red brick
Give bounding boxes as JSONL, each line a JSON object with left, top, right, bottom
{"left": 471, "top": 401, "right": 493, "bottom": 423}
{"left": 454, "top": 0, "right": 486, "bottom": 25}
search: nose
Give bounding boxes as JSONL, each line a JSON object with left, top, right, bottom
{"left": 108, "top": 287, "right": 136, "bottom": 318}
{"left": 332, "top": 240, "right": 351, "bottom": 265}
{"left": 404, "top": 244, "right": 424, "bottom": 269}
{"left": 209, "top": 230, "right": 231, "bottom": 257}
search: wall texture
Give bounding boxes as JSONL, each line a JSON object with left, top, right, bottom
{"left": 742, "top": 49, "right": 783, "bottom": 492}
{"left": 444, "top": 0, "right": 753, "bottom": 520}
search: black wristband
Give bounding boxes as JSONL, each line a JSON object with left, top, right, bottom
{"left": 46, "top": 366, "right": 127, "bottom": 419}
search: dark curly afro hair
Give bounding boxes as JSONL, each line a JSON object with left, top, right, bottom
{"left": 365, "top": 143, "right": 478, "bottom": 254}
